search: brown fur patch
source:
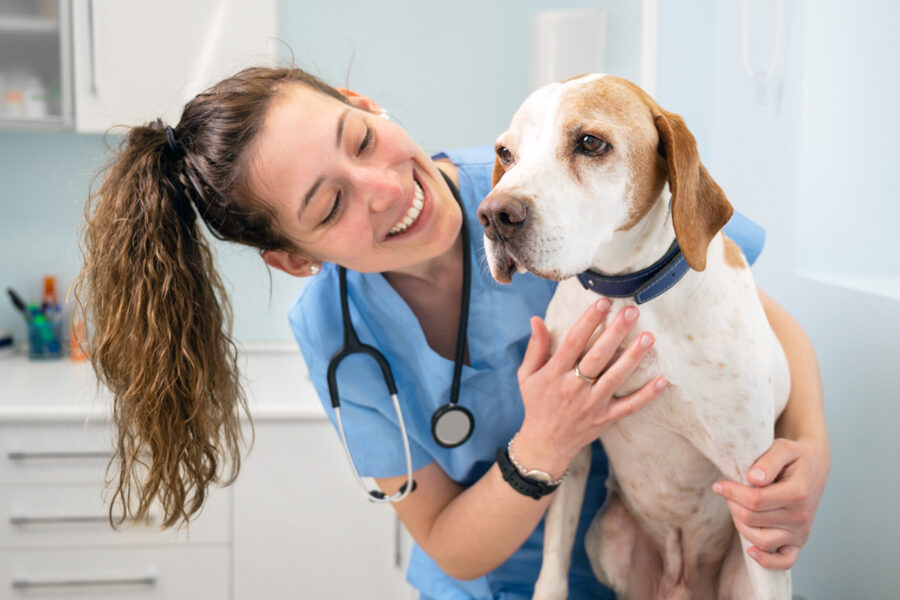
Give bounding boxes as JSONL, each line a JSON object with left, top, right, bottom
{"left": 491, "top": 156, "right": 504, "bottom": 188}
{"left": 722, "top": 235, "right": 746, "bottom": 269}
{"left": 607, "top": 79, "right": 734, "bottom": 271}
{"left": 555, "top": 76, "right": 667, "bottom": 225}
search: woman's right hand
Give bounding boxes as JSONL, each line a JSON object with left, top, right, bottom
{"left": 512, "top": 298, "right": 669, "bottom": 479}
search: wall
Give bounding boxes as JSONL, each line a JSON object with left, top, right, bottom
{"left": 658, "top": 1, "right": 900, "bottom": 597}
{"left": 0, "top": 0, "right": 638, "bottom": 346}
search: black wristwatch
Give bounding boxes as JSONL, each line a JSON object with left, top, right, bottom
{"left": 495, "top": 447, "right": 559, "bottom": 500}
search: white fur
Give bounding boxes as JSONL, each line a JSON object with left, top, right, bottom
{"left": 484, "top": 76, "right": 792, "bottom": 599}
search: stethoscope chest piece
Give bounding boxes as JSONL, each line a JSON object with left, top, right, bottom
{"left": 431, "top": 404, "right": 474, "bottom": 448}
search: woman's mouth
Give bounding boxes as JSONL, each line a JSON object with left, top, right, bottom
{"left": 388, "top": 178, "right": 425, "bottom": 236}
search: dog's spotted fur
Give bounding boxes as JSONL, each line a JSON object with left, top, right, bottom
{"left": 481, "top": 74, "right": 791, "bottom": 599}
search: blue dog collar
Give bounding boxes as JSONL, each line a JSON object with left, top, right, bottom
{"left": 575, "top": 240, "right": 692, "bottom": 305}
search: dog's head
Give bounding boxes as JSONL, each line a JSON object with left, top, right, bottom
{"left": 477, "top": 74, "right": 733, "bottom": 283}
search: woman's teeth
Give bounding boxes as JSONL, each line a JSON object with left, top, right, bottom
{"left": 388, "top": 180, "right": 425, "bottom": 236}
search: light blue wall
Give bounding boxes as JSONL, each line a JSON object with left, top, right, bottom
{"left": 0, "top": 0, "right": 638, "bottom": 346}
{"left": 659, "top": 1, "right": 900, "bottom": 597}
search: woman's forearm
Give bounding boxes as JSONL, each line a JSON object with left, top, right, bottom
{"left": 758, "top": 288, "right": 829, "bottom": 455}
{"left": 421, "top": 461, "right": 555, "bottom": 580}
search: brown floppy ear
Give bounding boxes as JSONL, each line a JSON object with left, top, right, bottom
{"left": 491, "top": 156, "right": 504, "bottom": 188}
{"left": 654, "top": 110, "right": 733, "bottom": 271}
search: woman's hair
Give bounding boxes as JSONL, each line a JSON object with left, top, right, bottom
{"left": 74, "top": 67, "right": 348, "bottom": 530}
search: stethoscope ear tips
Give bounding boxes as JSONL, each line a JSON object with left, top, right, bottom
{"left": 431, "top": 404, "right": 474, "bottom": 448}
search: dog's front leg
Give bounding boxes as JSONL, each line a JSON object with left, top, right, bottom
{"left": 533, "top": 444, "right": 591, "bottom": 600}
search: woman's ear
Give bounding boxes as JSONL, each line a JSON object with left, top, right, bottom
{"left": 262, "top": 250, "right": 319, "bottom": 278}
{"left": 335, "top": 87, "right": 381, "bottom": 114}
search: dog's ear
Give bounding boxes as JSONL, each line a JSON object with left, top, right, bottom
{"left": 492, "top": 156, "right": 504, "bottom": 188}
{"left": 654, "top": 110, "right": 733, "bottom": 271}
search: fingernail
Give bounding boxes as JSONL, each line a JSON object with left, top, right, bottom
{"left": 596, "top": 298, "right": 611, "bottom": 311}
{"left": 625, "top": 306, "right": 639, "bottom": 321}
{"left": 655, "top": 377, "right": 668, "bottom": 390}
{"left": 750, "top": 469, "right": 766, "bottom": 483}
{"left": 748, "top": 548, "right": 760, "bottom": 559}
{"left": 712, "top": 483, "right": 723, "bottom": 494}
{"left": 640, "top": 332, "right": 653, "bottom": 347}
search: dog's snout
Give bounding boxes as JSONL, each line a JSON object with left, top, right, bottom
{"left": 477, "top": 196, "right": 528, "bottom": 241}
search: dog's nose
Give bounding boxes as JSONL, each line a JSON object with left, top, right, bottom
{"left": 477, "top": 196, "right": 528, "bottom": 241}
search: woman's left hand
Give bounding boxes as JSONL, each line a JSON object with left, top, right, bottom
{"left": 712, "top": 437, "right": 829, "bottom": 570}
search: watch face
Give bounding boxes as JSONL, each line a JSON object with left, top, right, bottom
{"left": 524, "top": 470, "right": 554, "bottom": 485}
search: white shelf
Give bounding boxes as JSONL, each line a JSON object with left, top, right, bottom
{"left": 0, "top": 115, "right": 70, "bottom": 130}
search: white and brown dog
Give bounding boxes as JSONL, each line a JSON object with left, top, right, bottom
{"left": 478, "top": 74, "right": 791, "bottom": 599}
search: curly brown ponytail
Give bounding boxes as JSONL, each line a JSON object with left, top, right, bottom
{"left": 74, "top": 67, "right": 348, "bottom": 529}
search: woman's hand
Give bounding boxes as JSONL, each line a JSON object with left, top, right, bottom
{"left": 512, "top": 298, "right": 668, "bottom": 478}
{"left": 712, "top": 437, "right": 830, "bottom": 569}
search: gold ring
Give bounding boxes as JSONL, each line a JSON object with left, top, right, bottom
{"left": 574, "top": 364, "right": 600, "bottom": 385}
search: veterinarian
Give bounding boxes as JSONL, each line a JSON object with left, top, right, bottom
{"left": 77, "top": 67, "right": 829, "bottom": 600}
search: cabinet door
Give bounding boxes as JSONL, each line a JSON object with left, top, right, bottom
{"left": 233, "top": 419, "right": 416, "bottom": 599}
{"left": 71, "top": 0, "right": 275, "bottom": 133}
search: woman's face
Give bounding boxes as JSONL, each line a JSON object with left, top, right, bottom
{"left": 250, "top": 84, "right": 462, "bottom": 275}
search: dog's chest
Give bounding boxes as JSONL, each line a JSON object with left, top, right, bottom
{"left": 544, "top": 271, "right": 788, "bottom": 520}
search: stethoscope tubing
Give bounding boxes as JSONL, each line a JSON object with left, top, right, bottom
{"left": 327, "top": 170, "right": 471, "bottom": 502}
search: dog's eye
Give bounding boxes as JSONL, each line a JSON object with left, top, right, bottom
{"left": 496, "top": 146, "right": 514, "bottom": 167}
{"left": 578, "top": 135, "right": 609, "bottom": 155}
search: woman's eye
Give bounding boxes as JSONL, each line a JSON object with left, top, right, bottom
{"left": 321, "top": 191, "right": 341, "bottom": 225}
{"left": 578, "top": 134, "right": 609, "bottom": 155}
{"left": 358, "top": 126, "right": 373, "bottom": 155}
{"left": 496, "top": 146, "right": 514, "bottom": 166}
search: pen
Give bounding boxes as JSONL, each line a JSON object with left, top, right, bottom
{"left": 7, "top": 288, "right": 32, "bottom": 323}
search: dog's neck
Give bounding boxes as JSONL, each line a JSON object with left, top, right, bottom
{"left": 588, "top": 188, "right": 676, "bottom": 276}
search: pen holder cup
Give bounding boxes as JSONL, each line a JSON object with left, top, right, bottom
{"left": 27, "top": 319, "right": 64, "bottom": 360}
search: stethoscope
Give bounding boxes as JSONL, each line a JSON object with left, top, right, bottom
{"left": 326, "top": 171, "right": 473, "bottom": 503}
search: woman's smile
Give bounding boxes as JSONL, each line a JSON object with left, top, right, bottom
{"left": 387, "top": 174, "right": 426, "bottom": 238}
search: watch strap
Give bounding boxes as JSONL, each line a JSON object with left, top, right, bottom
{"left": 495, "top": 447, "right": 558, "bottom": 500}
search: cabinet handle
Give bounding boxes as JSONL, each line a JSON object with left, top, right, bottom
{"left": 7, "top": 450, "right": 112, "bottom": 460}
{"left": 12, "top": 574, "right": 157, "bottom": 589}
{"left": 10, "top": 513, "right": 156, "bottom": 525}
{"left": 87, "top": 0, "right": 98, "bottom": 96}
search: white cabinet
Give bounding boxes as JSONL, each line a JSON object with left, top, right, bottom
{"left": 71, "top": 0, "right": 276, "bottom": 132}
{"left": 0, "top": 420, "right": 232, "bottom": 599}
{"left": 232, "top": 418, "right": 417, "bottom": 599}
{"left": 0, "top": 0, "right": 73, "bottom": 129}
{"left": 1, "top": 351, "right": 417, "bottom": 599}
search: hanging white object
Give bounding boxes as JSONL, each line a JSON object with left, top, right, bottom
{"left": 741, "top": 0, "right": 785, "bottom": 107}
{"left": 531, "top": 9, "right": 605, "bottom": 91}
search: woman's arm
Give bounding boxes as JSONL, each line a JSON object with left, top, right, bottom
{"left": 377, "top": 300, "right": 666, "bottom": 580}
{"left": 713, "top": 288, "right": 830, "bottom": 569}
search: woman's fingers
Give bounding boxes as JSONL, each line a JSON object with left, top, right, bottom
{"left": 518, "top": 316, "right": 550, "bottom": 381}
{"left": 602, "top": 375, "right": 668, "bottom": 424}
{"left": 591, "top": 329, "right": 656, "bottom": 401}
{"left": 549, "top": 297, "right": 612, "bottom": 370}
{"left": 577, "top": 305, "right": 642, "bottom": 380}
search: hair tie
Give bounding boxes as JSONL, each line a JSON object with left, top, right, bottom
{"left": 165, "top": 125, "right": 183, "bottom": 157}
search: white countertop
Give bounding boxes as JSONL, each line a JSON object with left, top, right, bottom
{"left": 0, "top": 343, "right": 327, "bottom": 422}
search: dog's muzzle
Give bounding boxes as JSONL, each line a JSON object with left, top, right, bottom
{"left": 477, "top": 195, "right": 528, "bottom": 242}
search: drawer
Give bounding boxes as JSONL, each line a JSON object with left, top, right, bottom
{"left": 0, "top": 481, "right": 231, "bottom": 549}
{"left": 1, "top": 545, "right": 229, "bottom": 599}
{"left": 0, "top": 422, "right": 115, "bottom": 484}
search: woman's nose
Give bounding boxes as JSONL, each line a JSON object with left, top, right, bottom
{"left": 351, "top": 164, "right": 404, "bottom": 211}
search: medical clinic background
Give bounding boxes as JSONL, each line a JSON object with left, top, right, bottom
{"left": 1, "top": 1, "right": 898, "bottom": 599}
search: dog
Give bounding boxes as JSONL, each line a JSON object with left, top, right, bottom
{"left": 478, "top": 74, "right": 792, "bottom": 599}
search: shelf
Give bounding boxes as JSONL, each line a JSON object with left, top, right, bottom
{"left": 0, "top": 16, "right": 59, "bottom": 34}
{"left": 0, "top": 115, "right": 71, "bottom": 131}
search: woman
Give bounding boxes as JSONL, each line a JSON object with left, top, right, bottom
{"left": 76, "top": 67, "right": 829, "bottom": 599}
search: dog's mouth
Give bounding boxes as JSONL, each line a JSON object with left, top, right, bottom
{"left": 487, "top": 240, "right": 568, "bottom": 284}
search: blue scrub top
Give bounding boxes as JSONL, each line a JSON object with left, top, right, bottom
{"left": 289, "top": 146, "right": 765, "bottom": 600}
